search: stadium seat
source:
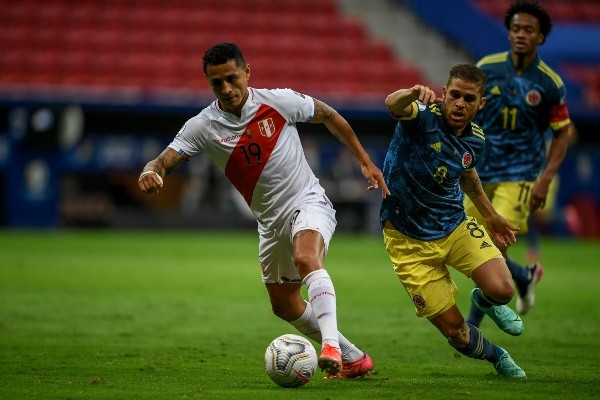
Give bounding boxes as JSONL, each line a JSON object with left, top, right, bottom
{"left": 0, "top": 0, "right": 424, "bottom": 97}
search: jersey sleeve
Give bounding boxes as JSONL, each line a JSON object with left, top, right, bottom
{"left": 265, "top": 88, "right": 314, "bottom": 123}
{"left": 548, "top": 87, "right": 571, "bottom": 132}
{"left": 167, "top": 114, "right": 207, "bottom": 159}
{"left": 544, "top": 67, "right": 571, "bottom": 132}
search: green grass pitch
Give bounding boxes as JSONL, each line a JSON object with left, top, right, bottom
{"left": 0, "top": 229, "right": 598, "bottom": 399}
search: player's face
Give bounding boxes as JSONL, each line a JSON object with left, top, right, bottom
{"left": 508, "top": 12, "right": 543, "bottom": 56}
{"left": 441, "top": 78, "right": 486, "bottom": 134}
{"left": 206, "top": 59, "right": 250, "bottom": 116}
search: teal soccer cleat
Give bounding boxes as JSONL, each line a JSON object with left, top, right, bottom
{"left": 470, "top": 288, "right": 524, "bottom": 336}
{"left": 494, "top": 347, "right": 527, "bottom": 378}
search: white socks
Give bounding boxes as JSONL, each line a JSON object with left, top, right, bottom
{"left": 302, "top": 269, "right": 338, "bottom": 348}
{"left": 290, "top": 274, "right": 364, "bottom": 363}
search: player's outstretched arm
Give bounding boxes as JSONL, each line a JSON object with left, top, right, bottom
{"left": 309, "top": 99, "right": 389, "bottom": 198}
{"left": 384, "top": 85, "right": 441, "bottom": 117}
{"left": 138, "top": 147, "right": 186, "bottom": 194}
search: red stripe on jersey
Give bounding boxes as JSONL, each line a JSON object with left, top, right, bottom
{"left": 224, "top": 104, "right": 286, "bottom": 205}
{"left": 549, "top": 101, "right": 571, "bottom": 131}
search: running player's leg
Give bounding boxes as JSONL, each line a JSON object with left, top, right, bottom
{"left": 288, "top": 299, "right": 372, "bottom": 378}
{"left": 441, "top": 225, "right": 523, "bottom": 377}
{"left": 492, "top": 182, "right": 542, "bottom": 314}
{"left": 430, "top": 307, "right": 526, "bottom": 378}
{"left": 383, "top": 222, "right": 525, "bottom": 378}
{"left": 450, "top": 218, "right": 523, "bottom": 336}
{"left": 470, "top": 258, "right": 523, "bottom": 336}
{"left": 265, "top": 284, "right": 371, "bottom": 377}
{"left": 464, "top": 183, "right": 534, "bottom": 322}
{"left": 262, "top": 197, "right": 371, "bottom": 376}
{"left": 463, "top": 193, "right": 488, "bottom": 327}
{"left": 293, "top": 229, "right": 341, "bottom": 373}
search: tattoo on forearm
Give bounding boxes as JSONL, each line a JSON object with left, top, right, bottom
{"left": 460, "top": 172, "right": 482, "bottom": 197}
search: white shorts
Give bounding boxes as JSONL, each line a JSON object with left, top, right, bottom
{"left": 258, "top": 194, "right": 337, "bottom": 284}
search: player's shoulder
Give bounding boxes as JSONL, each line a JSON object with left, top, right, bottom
{"left": 178, "top": 104, "right": 214, "bottom": 134}
{"left": 469, "top": 121, "right": 485, "bottom": 141}
{"left": 251, "top": 87, "right": 309, "bottom": 100}
{"left": 196, "top": 101, "right": 219, "bottom": 121}
{"left": 476, "top": 52, "right": 509, "bottom": 68}
{"left": 535, "top": 59, "right": 565, "bottom": 89}
{"left": 250, "top": 87, "right": 313, "bottom": 110}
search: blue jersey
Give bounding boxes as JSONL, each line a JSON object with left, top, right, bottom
{"left": 380, "top": 102, "right": 486, "bottom": 240}
{"left": 474, "top": 52, "right": 571, "bottom": 183}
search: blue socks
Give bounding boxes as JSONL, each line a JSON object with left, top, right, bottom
{"left": 455, "top": 323, "right": 502, "bottom": 363}
{"left": 506, "top": 257, "right": 530, "bottom": 297}
{"left": 466, "top": 303, "right": 485, "bottom": 327}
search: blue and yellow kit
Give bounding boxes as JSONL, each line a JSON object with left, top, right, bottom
{"left": 474, "top": 51, "right": 571, "bottom": 183}
{"left": 380, "top": 102, "right": 486, "bottom": 241}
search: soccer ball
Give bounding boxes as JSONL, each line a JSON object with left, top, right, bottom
{"left": 264, "top": 334, "right": 318, "bottom": 387}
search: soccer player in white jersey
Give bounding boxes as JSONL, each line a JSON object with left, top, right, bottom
{"left": 138, "top": 42, "right": 389, "bottom": 378}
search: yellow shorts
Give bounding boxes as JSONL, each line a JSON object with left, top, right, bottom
{"left": 539, "top": 176, "right": 560, "bottom": 217}
{"left": 382, "top": 218, "right": 502, "bottom": 319}
{"left": 463, "top": 181, "right": 534, "bottom": 234}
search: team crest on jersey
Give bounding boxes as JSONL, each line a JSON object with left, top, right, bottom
{"left": 525, "top": 89, "right": 542, "bottom": 106}
{"left": 412, "top": 295, "right": 426, "bottom": 309}
{"left": 461, "top": 151, "right": 473, "bottom": 168}
{"left": 258, "top": 118, "right": 276, "bottom": 137}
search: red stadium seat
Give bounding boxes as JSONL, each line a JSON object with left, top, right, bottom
{"left": 0, "top": 0, "right": 424, "bottom": 99}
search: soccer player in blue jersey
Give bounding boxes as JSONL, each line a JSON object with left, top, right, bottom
{"left": 464, "top": 0, "right": 571, "bottom": 326}
{"left": 381, "top": 64, "right": 526, "bottom": 378}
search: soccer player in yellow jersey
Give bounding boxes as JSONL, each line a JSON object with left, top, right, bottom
{"left": 465, "top": 1, "right": 571, "bottom": 326}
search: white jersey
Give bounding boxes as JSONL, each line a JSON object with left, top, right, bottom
{"left": 169, "top": 87, "right": 326, "bottom": 229}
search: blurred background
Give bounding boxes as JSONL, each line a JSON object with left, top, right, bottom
{"left": 1, "top": 0, "right": 599, "bottom": 237}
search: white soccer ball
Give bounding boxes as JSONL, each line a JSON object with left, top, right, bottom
{"left": 264, "top": 333, "right": 318, "bottom": 388}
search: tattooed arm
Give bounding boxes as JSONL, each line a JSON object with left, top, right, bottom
{"left": 308, "top": 98, "right": 389, "bottom": 198}
{"left": 460, "top": 169, "right": 518, "bottom": 251}
{"left": 138, "top": 148, "right": 186, "bottom": 194}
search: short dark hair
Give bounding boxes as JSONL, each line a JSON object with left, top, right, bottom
{"left": 447, "top": 64, "right": 487, "bottom": 96}
{"left": 504, "top": 0, "right": 552, "bottom": 44}
{"left": 202, "top": 42, "right": 246, "bottom": 74}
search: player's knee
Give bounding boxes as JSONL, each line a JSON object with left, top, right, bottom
{"left": 270, "top": 301, "right": 298, "bottom": 322}
{"left": 293, "top": 253, "right": 321, "bottom": 277}
{"left": 485, "top": 278, "right": 515, "bottom": 305}
{"left": 269, "top": 292, "right": 306, "bottom": 322}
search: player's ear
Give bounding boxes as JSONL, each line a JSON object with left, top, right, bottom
{"left": 245, "top": 63, "right": 251, "bottom": 79}
{"left": 478, "top": 96, "right": 487, "bottom": 110}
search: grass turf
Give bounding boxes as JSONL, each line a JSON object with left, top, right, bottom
{"left": 0, "top": 230, "right": 598, "bottom": 399}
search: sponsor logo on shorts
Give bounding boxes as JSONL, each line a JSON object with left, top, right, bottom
{"left": 281, "top": 276, "right": 302, "bottom": 283}
{"left": 480, "top": 241, "right": 492, "bottom": 249}
{"left": 412, "top": 294, "right": 426, "bottom": 309}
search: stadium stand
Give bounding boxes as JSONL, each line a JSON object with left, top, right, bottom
{"left": 1, "top": 0, "right": 598, "bottom": 232}
{"left": 472, "top": 0, "right": 600, "bottom": 24}
{"left": 0, "top": 0, "right": 424, "bottom": 105}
